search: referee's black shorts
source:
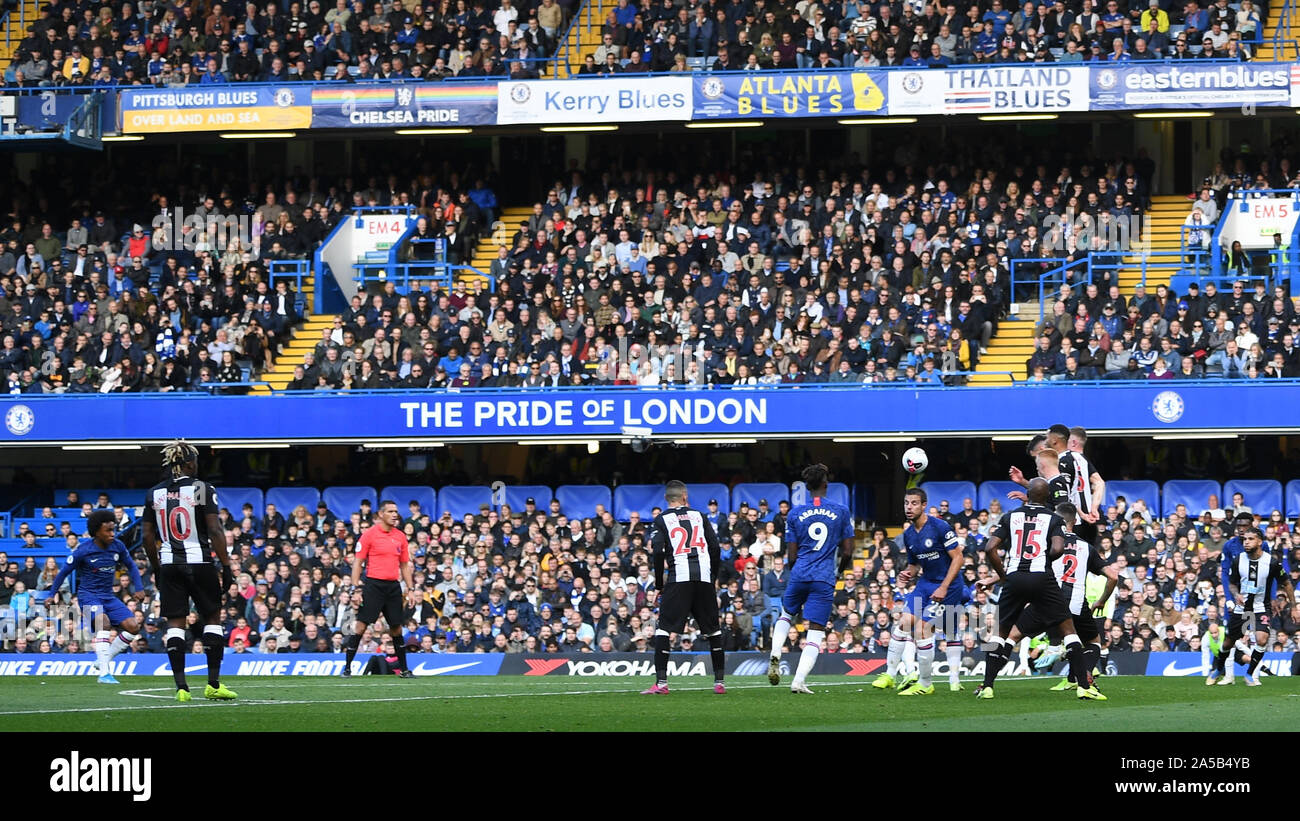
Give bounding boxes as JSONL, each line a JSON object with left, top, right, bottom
{"left": 357, "top": 578, "right": 405, "bottom": 629}
{"left": 998, "top": 571, "right": 1071, "bottom": 635}
{"left": 658, "top": 581, "right": 720, "bottom": 635}
{"left": 157, "top": 563, "right": 223, "bottom": 620}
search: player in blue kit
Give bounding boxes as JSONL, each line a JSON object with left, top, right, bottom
{"left": 766, "top": 464, "right": 856, "bottom": 694}
{"left": 872, "top": 487, "right": 967, "bottom": 695}
{"left": 44, "top": 510, "right": 147, "bottom": 684}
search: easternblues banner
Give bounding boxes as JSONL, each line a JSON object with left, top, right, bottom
{"left": 888, "top": 65, "right": 1088, "bottom": 116}
{"left": 310, "top": 82, "right": 497, "bottom": 127}
{"left": 6, "top": 384, "right": 1300, "bottom": 444}
{"left": 496, "top": 77, "right": 691, "bottom": 124}
{"left": 692, "top": 71, "right": 886, "bottom": 119}
{"left": 1090, "top": 64, "right": 1294, "bottom": 110}
{"left": 118, "top": 86, "right": 313, "bottom": 133}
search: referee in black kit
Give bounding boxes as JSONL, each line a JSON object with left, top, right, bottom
{"left": 343, "top": 500, "right": 419, "bottom": 677}
{"left": 642, "top": 480, "right": 728, "bottom": 695}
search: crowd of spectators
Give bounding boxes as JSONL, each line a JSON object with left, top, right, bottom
{"left": 4, "top": 483, "right": 1299, "bottom": 661}
{"left": 5, "top": 0, "right": 1266, "bottom": 88}
{"left": 7, "top": 0, "right": 572, "bottom": 87}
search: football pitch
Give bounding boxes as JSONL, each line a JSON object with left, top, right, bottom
{"left": 5, "top": 675, "right": 1300, "bottom": 732}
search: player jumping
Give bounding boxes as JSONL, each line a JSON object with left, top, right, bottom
{"left": 44, "top": 510, "right": 146, "bottom": 684}
{"left": 766, "top": 464, "right": 856, "bottom": 694}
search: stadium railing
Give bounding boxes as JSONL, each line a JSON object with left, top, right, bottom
{"left": 353, "top": 262, "right": 494, "bottom": 294}
{"left": 267, "top": 260, "right": 311, "bottom": 316}
{"left": 1210, "top": 188, "right": 1300, "bottom": 278}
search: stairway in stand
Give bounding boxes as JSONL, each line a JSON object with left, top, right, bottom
{"left": 251, "top": 277, "right": 329, "bottom": 395}
{"left": 1115, "top": 194, "right": 1195, "bottom": 294}
{"left": 556, "top": 0, "right": 609, "bottom": 77}
{"left": 469, "top": 205, "right": 533, "bottom": 281}
{"left": 1249, "top": 2, "right": 1300, "bottom": 61}
{"left": 967, "top": 306, "right": 1041, "bottom": 386}
{"left": 0, "top": 0, "right": 42, "bottom": 63}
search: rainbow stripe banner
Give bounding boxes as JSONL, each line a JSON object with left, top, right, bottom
{"left": 310, "top": 81, "right": 496, "bottom": 127}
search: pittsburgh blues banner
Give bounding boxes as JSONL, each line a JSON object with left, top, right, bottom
{"left": 309, "top": 82, "right": 497, "bottom": 127}
{"left": 1090, "top": 63, "right": 1294, "bottom": 110}
{"left": 888, "top": 65, "right": 1088, "bottom": 116}
{"left": 118, "top": 86, "right": 313, "bottom": 133}
{"left": 4, "top": 383, "right": 1300, "bottom": 444}
{"left": 692, "top": 71, "right": 887, "bottom": 119}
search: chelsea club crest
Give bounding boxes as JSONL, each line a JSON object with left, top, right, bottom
{"left": 1151, "top": 391, "right": 1184, "bottom": 424}
{"left": 5, "top": 404, "right": 34, "bottom": 436}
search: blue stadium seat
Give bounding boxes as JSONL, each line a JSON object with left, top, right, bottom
{"left": 437, "top": 486, "right": 493, "bottom": 519}
{"left": 977, "top": 481, "right": 1021, "bottom": 512}
{"left": 381, "top": 486, "right": 437, "bottom": 519}
{"left": 504, "top": 485, "right": 554, "bottom": 514}
{"left": 1103, "top": 480, "right": 1160, "bottom": 513}
{"left": 58, "top": 488, "right": 147, "bottom": 506}
{"left": 922, "top": 482, "right": 978, "bottom": 509}
{"left": 265, "top": 487, "right": 322, "bottom": 517}
{"left": 1161, "top": 480, "right": 1222, "bottom": 517}
{"left": 322, "top": 487, "right": 379, "bottom": 518}
{"left": 614, "top": 484, "right": 668, "bottom": 521}
{"left": 1287, "top": 480, "right": 1300, "bottom": 519}
{"left": 555, "top": 485, "right": 612, "bottom": 520}
{"left": 15, "top": 518, "right": 87, "bottom": 534}
{"left": 789, "top": 482, "right": 851, "bottom": 513}
{"left": 1223, "top": 480, "right": 1283, "bottom": 516}
{"left": 215, "top": 487, "right": 264, "bottom": 519}
{"left": 0, "top": 538, "right": 71, "bottom": 555}
{"left": 685, "top": 483, "right": 730, "bottom": 514}
{"left": 730, "top": 483, "right": 790, "bottom": 511}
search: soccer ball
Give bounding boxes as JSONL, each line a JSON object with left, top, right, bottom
{"left": 901, "top": 447, "right": 928, "bottom": 474}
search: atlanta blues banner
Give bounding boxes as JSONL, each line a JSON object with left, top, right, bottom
{"left": 309, "top": 82, "right": 497, "bottom": 127}
{"left": 1090, "top": 64, "right": 1294, "bottom": 110}
{"left": 888, "top": 65, "right": 1088, "bottom": 116}
{"left": 692, "top": 71, "right": 887, "bottom": 119}
{"left": 118, "top": 86, "right": 313, "bottom": 133}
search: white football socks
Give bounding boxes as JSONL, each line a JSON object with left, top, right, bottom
{"left": 94, "top": 630, "right": 112, "bottom": 676}
{"left": 917, "top": 639, "right": 935, "bottom": 687}
{"left": 887, "top": 628, "right": 907, "bottom": 677}
{"left": 769, "top": 611, "right": 793, "bottom": 660}
{"left": 793, "top": 629, "right": 824, "bottom": 687}
{"left": 946, "top": 644, "right": 963, "bottom": 686}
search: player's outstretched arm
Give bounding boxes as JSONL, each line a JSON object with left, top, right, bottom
{"left": 46, "top": 551, "right": 80, "bottom": 599}
{"left": 140, "top": 519, "right": 162, "bottom": 576}
{"left": 1047, "top": 533, "right": 1066, "bottom": 561}
{"left": 981, "top": 536, "right": 1005, "bottom": 585}
{"left": 1008, "top": 465, "right": 1029, "bottom": 488}
{"left": 207, "top": 513, "right": 233, "bottom": 589}
{"left": 117, "top": 542, "right": 145, "bottom": 593}
{"left": 837, "top": 536, "right": 856, "bottom": 576}
{"left": 785, "top": 541, "right": 799, "bottom": 569}
{"left": 1088, "top": 564, "right": 1119, "bottom": 613}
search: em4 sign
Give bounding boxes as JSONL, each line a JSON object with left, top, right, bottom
{"left": 356, "top": 215, "right": 409, "bottom": 255}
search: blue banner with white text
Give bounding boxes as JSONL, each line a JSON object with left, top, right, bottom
{"left": 4, "top": 384, "right": 1300, "bottom": 444}
{"left": 1144, "top": 651, "right": 1296, "bottom": 677}
{"left": 1089, "top": 63, "right": 1296, "bottom": 110}
{"left": 0, "top": 653, "right": 503, "bottom": 677}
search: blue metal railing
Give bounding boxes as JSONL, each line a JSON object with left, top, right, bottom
{"left": 267, "top": 259, "right": 311, "bottom": 315}
{"left": 353, "top": 262, "right": 494, "bottom": 294}
{"left": 1272, "top": 0, "right": 1296, "bottom": 58}
{"left": 557, "top": 0, "right": 596, "bottom": 77}
{"left": 1211, "top": 188, "right": 1300, "bottom": 277}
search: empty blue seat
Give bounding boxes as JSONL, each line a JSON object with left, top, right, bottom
{"left": 322, "top": 487, "right": 379, "bottom": 518}
{"left": 685, "top": 483, "right": 730, "bottom": 514}
{"left": 730, "top": 483, "right": 790, "bottom": 512}
{"left": 921, "top": 482, "right": 977, "bottom": 510}
{"left": 503, "top": 485, "right": 554, "bottom": 514}
{"left": 1223, "top": 480, "right": 1283, "bottom": 516}
{"left": 789, "top": 482, "right": 851, "bottom": 513}
{"left": 1161, "top": 480, "right": 1222, "bottom": 517}
{"left": 977, "top": 481, "right": 1021, "bottom": 512}
{"left": 216, "top": 487, "right": 264, "bottom": 519}
{"left": 265, "top": 487, "right": 322, "bottom": 517}
{"left": 1103, "top": 480, "right": 1160, "bottom": 513}
{"left": 437, "top": 486, "right": 493, "bottom": 519}
{"left": 1286, "top": 480, "right": 1300, "bottom": 519}
{"left": 382, "top": 486, "right": 437, "bottom": 520}
{"left": 555, "top": 485, "right": 612, "bottom": 520}
{"left": 59, "top": 488, "right": 146, "bottom": 506}
{"left": 614, "top": 484, "right": 668, "bottom": 521}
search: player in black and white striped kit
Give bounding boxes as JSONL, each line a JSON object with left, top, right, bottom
{"left": 1052, "top": 424, "right": 1104, "bottom": 547}
{"left": 974, "top": 478, "right": 1104, "bottom": 701}
{"left": 141, "top": 440, "right": 237, "bottom": 703}
{"left": 642, "top": 480, "right": 727, "bottom": 695}
{"left": 1209, "top": 527, "right": 1294, "bottom": 686}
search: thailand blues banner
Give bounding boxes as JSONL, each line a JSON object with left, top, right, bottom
{"left": 692, "top": 70, "right": 886, "bottom": 119}
{"left": 118, "top": 86, "right": 312, "bottom": 133}
{"left": 496, "top": 77, "right": 691, "bottom": 124}
{"left": 1090, "top": 63, "right": 1293, "bottom": 110}
{"left": 888, "top": 65, "right": 1088, "bottom": 115}
{"left": 310, "top": 82, "right": 497, "bottom": 127}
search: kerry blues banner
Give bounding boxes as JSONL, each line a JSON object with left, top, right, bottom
{"left": 496, "top": 76, "right": 691, "bottom": 124}
{"left": 310, "top": 82, "right": 497, "bottom": 127}
{"left": 692, "top": 70, "right": 887, "bottom": 119}
{"left": 5, "top": 384, "right": 1300, "bottom": 444}
{"left": 118, "top": 86, "right": 312, "bottom": 133}
{"left": 888, "top": 65, "right": 1088, "bottom": 116}
{"left": 1089, "top": 63, "right": 1294, "bottom": 110}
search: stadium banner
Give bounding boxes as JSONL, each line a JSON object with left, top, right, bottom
{"left": 309, "top": 83, "right": 497, "bottom": 128}
{"left": 1090, "top": 64, "right": 1294, "bottom": 110}
{"left": 5, "top": 383, "right": 1300, "bottom": 444}
{"left": 0, "top": 653, "right": 504, "bottom": 677}
{"left": 1143, "top": 651, "right": 1296, "bottom": 677}
{"left": 692, "top": 71, "right": 887, "bottom": 120}
{"left": 495, "top": 77, "right": 692, "bottom": 125}
{"left": 888, "top": 65, "right": 1088, "bottom": 116}
{"left": 117, "top": 86, "right": 313, "bottom": 134}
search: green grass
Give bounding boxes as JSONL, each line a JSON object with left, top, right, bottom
{"left": 5, "top": 675, "right": 1299, "bottom": 732}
